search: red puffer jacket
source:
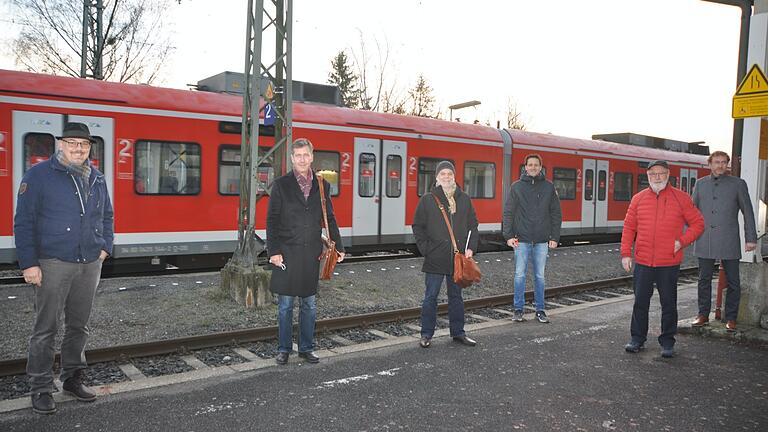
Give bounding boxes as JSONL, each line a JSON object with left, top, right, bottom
{"left": 620, "top": 186, "right": 704, "bottom": 267}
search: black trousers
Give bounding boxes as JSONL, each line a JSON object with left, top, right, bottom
{"left": 697, "top": 258, "right": 741, "bottom": 321}
{"left": 630, "top": 263, "right": 679, "bottom": 348}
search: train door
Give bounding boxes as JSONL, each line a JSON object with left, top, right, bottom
{"left": 580, "top": 159, "right": 608, "bottom": 233}
{"left": 352, "top": 137, "right": 407, "bottom": 244}
{"left": 679, "top": 168, "right": 699, "bottom": 194}
{"left": 68, "top": 115, "right": 115, "bottom": 202}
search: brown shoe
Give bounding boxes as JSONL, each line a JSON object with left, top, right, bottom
{"left": 691, "top": 315, "right": 709, "bottom": 327}
{"left": 725, "top": 320, "right": 737, "bottom": 332}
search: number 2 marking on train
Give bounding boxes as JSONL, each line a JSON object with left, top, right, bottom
{"left": 341, "top": 152, "right": 351, "bottom": 173}
{"left": 409, "top": 157, "right": 417, "bottom": 175}
{"left": 118, "top": 139, "right": 133, "bottom": 160}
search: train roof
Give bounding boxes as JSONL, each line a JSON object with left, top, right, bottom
{"left": 0, "top": 69, "right": 502, "bottom": 144}
{"left": 505, "top": 129, "right": 708, "bottom": 166}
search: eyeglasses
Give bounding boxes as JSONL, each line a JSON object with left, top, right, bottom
{"left": 62, "top": 139, "right": 92, "bottom": 149}
{"left": 647, "top": 171, "right": 669, "bottom": 178}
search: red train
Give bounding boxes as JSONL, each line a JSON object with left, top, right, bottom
{"left": 0, "top": 70, "right": 708, "bottom": 266}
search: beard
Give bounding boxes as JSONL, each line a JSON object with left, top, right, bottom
{"left": 649, "top": 181, "right": 668, "bottom": 194}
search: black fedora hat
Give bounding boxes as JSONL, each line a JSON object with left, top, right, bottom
{"left": 56, "top": 122, "right": 95, "bottom": 143}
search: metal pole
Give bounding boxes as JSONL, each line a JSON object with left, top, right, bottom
{"left": 95, "top": 0, "right": 104, "bottom": 80}
{"left": 80, "top": 0, "right": 89, "bottom": 78}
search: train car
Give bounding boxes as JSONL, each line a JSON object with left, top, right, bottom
{"left": 0, "top": 69, "right": 707, "bottom": 267}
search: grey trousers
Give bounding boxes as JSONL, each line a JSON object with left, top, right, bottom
{"left": 27, "top": 258, "right": 102, "bottom": 393}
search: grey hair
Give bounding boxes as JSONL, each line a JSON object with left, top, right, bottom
{"left": 291, "top": 138, "right": 314, "bottom": 154}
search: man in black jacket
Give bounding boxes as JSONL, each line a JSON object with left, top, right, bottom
{"left": 503, "top": 154, "right": 562, "bottom": 323}
{"left": 266, "top": 138, "right": 344, "bottom": 365}
{"left": 413, "top": 161, "right": 479, "bottom": 348}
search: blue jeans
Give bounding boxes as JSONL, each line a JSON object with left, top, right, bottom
{"left": 420, "top": 273, "right": 465, "bottom": 338}
{"left": 277, "top": 295, "right": 316, "bottom": 353}
{"left": 513, "top": 242, "right": 548, "bottom": 311}
{"left": 630, "top": 263, "right": 679, "bottom": 348}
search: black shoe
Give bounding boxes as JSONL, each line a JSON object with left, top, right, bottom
{"left": 661, "top": 347, "right": 675, "bottom": 358}
{"left": 452, "top": 335, "right": 477, "bottom": 347}
{"left": 275, "top": 352, "right": 289, "bottom": 365}
{"left": 298, "top": 351, "right": 320, "bottom": 364}
{"left": 535, "top": 310, "right": 550, "bottom": 323}
{"left": 624, "top": 341, "right": 644, "bottom": 353}
{"left": 31, "top": 392, "right": 56, "bottom": 415}
{"left": 62, "top": 372, "right": 96, "bottom": 402}
{"left": 419, "top": 337, "right": 431, "bottom": 348}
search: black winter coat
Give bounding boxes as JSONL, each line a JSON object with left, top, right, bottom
{"left": 266, "top": 171, "right": 343, "bottom": 297}
{"left": 502, "top": 172, "right": 562, "bottom": 243}
{"left": 412, "top": 185, "right": 479, "bottom": 275}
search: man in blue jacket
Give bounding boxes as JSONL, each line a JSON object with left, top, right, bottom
{"left": 503, "top": 154, "right": 562, "bottom": 323}
{"left": 14, "top": 122, "right": 114, "bottom": 414}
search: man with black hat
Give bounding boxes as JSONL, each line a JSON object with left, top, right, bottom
{"left": 413, "top": 160, "right": 479, "bottom": 348}
{"left": 14, "top": 122, "right": 114, "bottom": 414}
{"left": 620, "top": 160, "right": 703, "bottom": 358}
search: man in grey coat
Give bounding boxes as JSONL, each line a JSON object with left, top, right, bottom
{"left": 691, "top": 151, "right": 757, "bottom": 332}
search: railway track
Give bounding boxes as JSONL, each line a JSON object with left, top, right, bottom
{"left": 0, "top": 267, "right": 698, "bottom": 377}
{"left": 0, "top": 251, "right": 417, "bottom": 286}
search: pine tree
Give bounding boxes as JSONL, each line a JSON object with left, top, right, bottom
{"left": 408, "top": 74, "right": 436, "bottom": 118}
{"left": 328, "top": 51, "right": 359, "bottom": 108}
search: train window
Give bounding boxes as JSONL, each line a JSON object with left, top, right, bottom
{"left": 669, "top": 176, "right": 677, "bottom": 187}
{"left": 614, "top": 172, "right": 633, "bottom": 201}
{"left": 552, "top": 168, "right": 576, "bottom": 200}
{"left": 689, "top": 177, "right": 696, "bottom": 194}
{"left": 597, "top": 170, "right": 607, "bottom": 201}
{"left": 217, "top": 145, "right": 275, "bottom": 196}
{"left": 135, "top": 141, "right": 201, "bottom": 195}
{"left": 314, "top": 151, "right": 340, "bottom": 196}
{"left": 417, "top": 158, "right": 452, "bottom": 196}
{"left": 681, "top": 177, "right": 688, "bottom": 193}
{"left": 464, "top": 161, "right": 495, "bottom": 199}
{"left": 385, "top": 155, "right": 402, "bottom": 198}
{"left": 584, "top": 169, "right": 594, "bottom": 201}
{"left": 88, "top": 137, "right": 105, "bottom": 172}
{"left": 218, "top": 121, "right": 275, "bottom": 137}
{"left": 358, "top": 153, "right": 376, "bottom": 197}
{"left": 638, "top": 174, "right": 649, "bottom": 192}
{"left": 23, "top": 133, "right": 54, "bottom": 172}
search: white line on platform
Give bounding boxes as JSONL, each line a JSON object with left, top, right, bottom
{"left": 314, "top": 367, "right": 401, "bottom": 390}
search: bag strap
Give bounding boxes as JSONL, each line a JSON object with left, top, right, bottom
{"left": 431, "top": 193, "right": 459, "bottom": 254}
{"left": 317, "top": 174, "right": 331, "bottom": 240}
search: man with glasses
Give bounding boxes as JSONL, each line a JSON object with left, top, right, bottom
{"left": 620, "top": 160, "right": 704, "bottom": 358}
{"left": 14, "top": 122, "right": 113, "bottom": 414}
{"left": 691, "top": 151, "right": 757, "bottom": 332}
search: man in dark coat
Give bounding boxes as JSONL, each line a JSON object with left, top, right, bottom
{"left": 15, "top": 122, "right": 113, "bottom": 414}
{"left": 691, "top": 151, "right": 757, "bottom": 332}
{"left": 412, "top": 160, "right": 479, "bottom": 348}
{"left": 502, "top": 154, "right": 562, "bottom": 324}
{"left": 266, "top": 138, "right": 344, "bottom": 365}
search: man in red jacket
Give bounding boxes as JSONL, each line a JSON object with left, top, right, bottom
{"left": 620, "top": 160, "right": 704, "bottom": 358}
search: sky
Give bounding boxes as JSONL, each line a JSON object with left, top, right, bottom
{"left": 0, "top": 0, "right": 744, "bottom": 153}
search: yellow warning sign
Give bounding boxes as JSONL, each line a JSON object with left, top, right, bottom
{"left": 735, "top": 64, "right": 768, "bottom": 95}
{"left": 733, "top": 64, "right": 768, "bottom": 118}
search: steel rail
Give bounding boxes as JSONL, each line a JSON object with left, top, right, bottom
{"left": 0, "top": 267, "right": 699, "bottom": 377}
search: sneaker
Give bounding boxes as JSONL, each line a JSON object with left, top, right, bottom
{"left": 31, "top": 392, "right": 56, "bottom": 415}
{"left": 62, "top": 371, "right": 96, "bottom": 402}
{"left": 513, "top": 309, "right": 525, "bottom": 322}
{"left": 624, "top": 341, "right": 644, "bottom": 353}
{"left": 661, "top": 347, "right": 675, "bottom": 358}
{"left": 535, "top": 310, "right": 550, "bottom": 323}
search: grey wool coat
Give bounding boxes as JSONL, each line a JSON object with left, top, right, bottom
{"left": 266, "top": 171, "right": 343, "bottom": 297}
{"left": 691, "top": 174, "right": 757, "bottom": 260}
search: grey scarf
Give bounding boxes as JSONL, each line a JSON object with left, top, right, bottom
{"left": 56, "top": 150, "right": 92, "bottom": 203}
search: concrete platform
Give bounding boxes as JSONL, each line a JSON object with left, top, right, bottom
{"left": 1, "top": 283, "right": 766, "bottom": 431}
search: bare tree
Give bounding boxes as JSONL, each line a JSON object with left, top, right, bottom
{"left": 408, "top": 74, "right": 436, "bottom": 118}
{"left": 10, "top": 0, "right": 175, "bottom": 84}
{"left": 507, "top": 98, "right": 527, "bottom": 130}
{"left": 350, "top": 31, "right": 391, "bottom": 111}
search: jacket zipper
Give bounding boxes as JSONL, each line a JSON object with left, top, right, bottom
{"left": 70, "top": 175, "right": 86, "bottom": 214}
